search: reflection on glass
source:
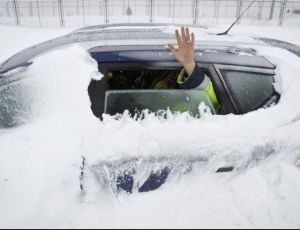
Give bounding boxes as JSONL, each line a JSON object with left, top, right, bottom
{"left": 105, "top": 90, "right": 216, "bottom": 116}
{"left": 221, "top": 70, "right": 274, "bottom": 112}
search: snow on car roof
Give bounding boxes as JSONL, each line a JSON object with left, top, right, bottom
{"left": 88, "top": 45, "right": 275, "bottom": 69}
{"left": 0, "top": 24, "right": 276, "bottom": 74}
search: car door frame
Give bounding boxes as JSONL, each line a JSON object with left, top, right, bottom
{"left": 213, "top": 64, "right": 276, "bottom": 114}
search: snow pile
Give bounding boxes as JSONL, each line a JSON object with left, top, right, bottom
{"left": 0, "top": 41, "right": 300, "bottom": 228}
{"left": 0, "top": 45, "right": 101, "bottom": 227}
{"left": 232, "top": 26, "right": 300, "bottom": 46}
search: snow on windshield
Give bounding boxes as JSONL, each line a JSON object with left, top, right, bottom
{"left": 0, "top": 44, "right": 300, "bottom": 228}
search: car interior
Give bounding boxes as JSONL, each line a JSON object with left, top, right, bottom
{"left": 106, "top": 69, "right": 182, "bottom": 90}
{"left": 88, "top": 63, "right": 222, "bottom": 118}
{"left": 88, "top": 60, "right": 280, "bottom": 119}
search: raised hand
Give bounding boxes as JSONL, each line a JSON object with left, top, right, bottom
{"left": 168, "top": 27, "right": 196, "bottom": 76}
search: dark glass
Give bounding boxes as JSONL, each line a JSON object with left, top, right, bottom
{"left": 105, "top": 90, "right": 216, "bottom": 116}
{"left": 221, "top": 70, "right": 275, "bottom": 113}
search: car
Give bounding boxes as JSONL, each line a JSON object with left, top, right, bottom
{"left": 1, "top": 23, "right": 299, "bottom": 194}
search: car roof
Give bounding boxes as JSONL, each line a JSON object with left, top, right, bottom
{"left": 89, "top": 45, "right": 274, "bottom": 69}
{"left": 0, "top": 24, "right": 277, "bottom": 75}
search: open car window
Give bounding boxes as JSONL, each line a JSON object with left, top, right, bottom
{"left": 105, "top": 90, "right": 216, "bottom": 116}
{"left": 88, "top": 63, "right": 222, "bottom": 118}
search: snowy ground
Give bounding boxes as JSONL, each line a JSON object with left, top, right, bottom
{"left": 0, "top": 0, "right": 300, "bottom": 28}
{"left": 1, "top": 25, "right": 300, "bottom": 228}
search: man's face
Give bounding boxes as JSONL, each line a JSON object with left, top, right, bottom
{"left": 161, "top": 71, "right": 179, "bottom": 89}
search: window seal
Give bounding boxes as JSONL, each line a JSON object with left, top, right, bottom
{"left": 214, "top": 64, "right": 275, "bottom": 75}
{"left": 213, "top": 65, "right": 242, "bottom": 114}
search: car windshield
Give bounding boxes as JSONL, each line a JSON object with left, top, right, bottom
{"left": 105, "top": 90, "right": 216, "bottom": 116}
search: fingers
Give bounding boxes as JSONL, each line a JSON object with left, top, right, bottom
{"left": 181, "top": 27, "right": 187, "bottom": 44}
{"left": 186, "top": 27, "right": 191, "bottom": 42}
{"left": 174, "top": 27, "right": 195, "bottom": 48}
{"left": 176, "top": 27, "right": 193, "bottom": 45}
{"left": 168, "top": 44, "right": 177, "bottom": 54}
{"left": 175, "top": 29, "right": 183, "bottom": 47}
{"left": 191, "top": 32, "right": 195, "bottom": 46}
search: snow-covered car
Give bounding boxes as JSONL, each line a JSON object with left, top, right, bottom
{"left": 1, "top": 24, "right": 300, "bottom": 194}
{"left": 3, "top": 23, "right": 298, "bottom": 125}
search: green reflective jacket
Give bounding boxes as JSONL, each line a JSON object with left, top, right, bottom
{"left": 153, "top": 66, "right": 220, "bottom": 112}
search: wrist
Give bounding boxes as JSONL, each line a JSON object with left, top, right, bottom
{"left": 183, "top": 61, "right": 196, "bottom": 76}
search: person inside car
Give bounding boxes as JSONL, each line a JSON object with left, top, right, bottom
{"left": 151, "top": 27, "right": 220, "bottom": 111}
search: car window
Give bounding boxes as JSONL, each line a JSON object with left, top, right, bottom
{"left": 221, "top": 70, "right": 275, "bottom": 113}
{"left": 105, "top": 90, "right": 216, "bottom": 116}
{"left": 0, "top": 77, "right": 33, "bottom": 128}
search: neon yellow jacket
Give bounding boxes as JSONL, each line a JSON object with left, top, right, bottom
{"left": 153, "top": 66, "right": 220, "bottom": 112}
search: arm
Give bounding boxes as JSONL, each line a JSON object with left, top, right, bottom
{"left": 168, "top": 27, "right": 206, "bottom": 89}
{"left": 168, "top": 27, "right": 220, "bottom": 111}
{"left": 177, "top": 65, "right": 206, "bottom": 89}
{"left": 168, "top": 27, "right": 196, "bottom": 76}
{"left": 177, "top": 66, "right": 220, "bottom": 111}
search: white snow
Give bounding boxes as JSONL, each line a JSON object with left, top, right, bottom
{"left": 1, "top": 0, "right": 300, "bottom": 28}
{"left": 0, "top": 25, "right": 72, "bottom": 64}
{"left": 0, "top": 25, "right": 300, "bottom": 228}
{"left": 231, "top": 25, "right": 300, "bottom": 46}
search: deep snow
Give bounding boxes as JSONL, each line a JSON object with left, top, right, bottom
{"left": 0, "top": 25, "right": 300, "bottom": 228}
